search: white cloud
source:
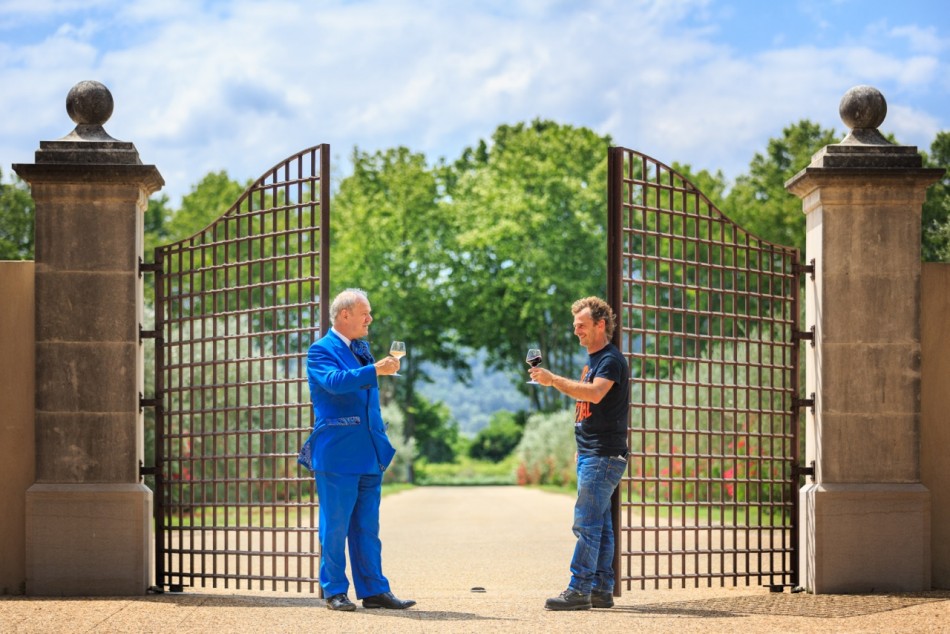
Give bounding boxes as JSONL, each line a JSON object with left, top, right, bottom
{"left": 1, "top": 0, "right": 947, "bottom": 202}
{"left": 888, "top": 24, "right": 946, "bottom": 55}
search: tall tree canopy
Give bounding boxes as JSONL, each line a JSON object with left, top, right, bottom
{"left": 330, "top": 146, "right": 466, "bottom": 450}
{"left": 721, "top": 120, "right": 840, "bottom": 255}
{"left": 0, "top": 170, "right": 35, "bottom": 260}
{"left": 447, "top": 120, "right": 611, "bottom": 410}
{"left": 922, "top": 131, "right": 950, "bottom": 262}
{"left": 169, "top": 171, "right": 249, "bottom": 240}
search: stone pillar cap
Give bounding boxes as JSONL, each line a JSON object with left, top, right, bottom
{"left": 785, "top": 86, "right": 944, "bottom": 194}
{"left": 33, "top": 80, "right": 142, "bottom": 165}
{"left": 838, "top": 85, "right": 890, "bottom": 146}
{"left": 800, "top": 86, "right": 923, "bottom": 172}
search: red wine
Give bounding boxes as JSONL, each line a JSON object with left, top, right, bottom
{"left": 526, "top": 355, "right": 542, "bottom": 367}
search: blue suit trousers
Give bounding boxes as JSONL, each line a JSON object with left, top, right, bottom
{"left": 314, "top": 471, "right": 391, "bottom": 598}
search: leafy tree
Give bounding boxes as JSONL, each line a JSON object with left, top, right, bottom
{"left": 922, "top": 131, "right": 950, "bottom": 262}
{"left": 378, "top": 402, "right": 417, "bottom": 484}
{"left": 514, "top": 409, "right": 576, "bottom": 486}
{"left": 0, "top": 170, "right": 35, "bottom": 260}
{"left": 330, "top": 146, "right": 466, "bottom": 464}
{"left": 165, "top": 171, "right": 248, "bottom": 242}
{"left": 144, "top": 193, "right": 175, "bottom": 256}
{"left": 468, "top": 410, "right": 524, "bottom": 462}
{"left": 722, "top": 120, "right": 839, "bottom": 254}
{"left": 447, "top": 120, "right": 611, "bottom": 411}
{"left": 670, "top": 162, "right": 729, "bottom": 211}
{"left": 408, "top": 393, "right": 459, "bottom": 463}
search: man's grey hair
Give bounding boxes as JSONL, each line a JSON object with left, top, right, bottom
{"left": 329, "top": 288, "right": 369, "bottom": 325}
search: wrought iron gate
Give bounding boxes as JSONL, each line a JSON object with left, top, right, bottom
{"left": 607, "top": 147, "right": 806, "bottom": 590}
{"left": 146, "top": 145, "right": 330, "bottom": 592}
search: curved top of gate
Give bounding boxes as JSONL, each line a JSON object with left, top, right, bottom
{"left": 610, "top": 146, "right": 803, "bottom": 591}
{"left": 157, "top": 144, "right": 329, "bottom": 253}
{"left": 154, "top": 143, "right": 331, "bottom": 333}
{"left": 610, "top": 146, "right": 800, "bottom": 259}
{"left": 151, "top": 145, "right": 330, "bottom": 592}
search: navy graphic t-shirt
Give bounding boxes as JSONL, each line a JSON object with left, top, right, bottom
{"left": 574, "top": 342, "right": 629, "bottom": 457}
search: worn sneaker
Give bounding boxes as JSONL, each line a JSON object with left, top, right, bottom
{"left": 544, "top": 589, "right": 592, "bottom": 611}
{"left": 590, "top": 590, "right": 614, "bottom": 608}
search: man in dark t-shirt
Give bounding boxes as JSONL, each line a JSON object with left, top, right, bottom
{"left": 529, "top": 296, "right": 629, "bottom": 611}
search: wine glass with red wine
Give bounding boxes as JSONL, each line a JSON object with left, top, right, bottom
{"left": 526, "top": 348, "right": 542, "bottom": 384}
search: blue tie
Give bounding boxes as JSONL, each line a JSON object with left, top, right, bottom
{"left": 350, "top": 339, "right": 373, "bottom": 366}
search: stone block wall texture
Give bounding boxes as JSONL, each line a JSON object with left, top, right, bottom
{"left": 787, "top": 85, "right": 943, "bottom": 593}
{"left": 12, "top": 80, "right": 162, "bottom": 595}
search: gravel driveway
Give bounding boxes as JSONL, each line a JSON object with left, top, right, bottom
{"left": 2, "top": 485, "right": 949, "bottom": 633}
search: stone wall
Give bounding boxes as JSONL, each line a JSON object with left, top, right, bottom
{"left": 0, "top": 261, "right": 34, "bottom": 595}
{"left": 921, "top": 262, "right": 950, "bottom": 589}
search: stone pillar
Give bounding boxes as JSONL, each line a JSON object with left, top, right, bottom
{"left": 13, "top": 81, "right": 163, "bottom": 595}
{"left": 786, "top": 86, "right": 943, "bottom": 593}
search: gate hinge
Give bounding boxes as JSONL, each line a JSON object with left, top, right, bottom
{"left": 793, "top": 393, "right": 815, "bottom": 413}
{"left": 138, "top": 258, "right": 161, "bottom": 277}
{"left": 139, "top": 393, "right": 159, "bottom": 410}
{"left": 793, "top": 460, "right": 816, "bottom": 481}
{"left": 139, "top": 326, "right": 158, "bottom": 342}
{"left": 793, "top": 325, "right": 815, "bottom": 347}
{"left": 793, "top": 259, "right": 815, "bottom": 280}
{"left": 139, "top": 461, "right": 157, "bottom": 478}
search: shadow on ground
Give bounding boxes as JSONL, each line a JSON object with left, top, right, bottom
{"left": 606, "top": 590, "right": 950, "bottom": 620}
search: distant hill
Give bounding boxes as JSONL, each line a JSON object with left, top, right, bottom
{"left": 418, "top": 349, "right": 529, "bottom": 436}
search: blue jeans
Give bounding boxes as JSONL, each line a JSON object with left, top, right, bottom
{"left": 569, "top": 453, "right": 627, "bottom": 594}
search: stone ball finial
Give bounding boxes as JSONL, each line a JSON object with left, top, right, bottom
{"left": 66, "top": 80, "right": 114, "bottom": 126}
{"left": 839, "top": 85, "right": 887, "bottom": 131}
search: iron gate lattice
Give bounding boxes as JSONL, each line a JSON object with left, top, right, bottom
{"left": 151, "top": 145, "right": 330, "bottom": 592}
{"left": 607, "top": 147, "right": 803, "bottom": 590}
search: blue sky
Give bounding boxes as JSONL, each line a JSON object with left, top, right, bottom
{"left": 1, "top": 0, "right": 948, "bottom": 204}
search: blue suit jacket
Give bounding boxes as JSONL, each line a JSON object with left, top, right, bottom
{"left": 300, "top": 330, "right": 397, "bottom": 474}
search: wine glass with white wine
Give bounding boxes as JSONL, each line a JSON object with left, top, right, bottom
{"left": 526, "top": 347, "right": 542, "bottom": 384}
{"left": 390, "top": 341, "right": 406, "bottom": 376}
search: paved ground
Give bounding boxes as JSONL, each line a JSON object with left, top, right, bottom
{"left": 2, "top": 486, "right": 950, "bottom": 633}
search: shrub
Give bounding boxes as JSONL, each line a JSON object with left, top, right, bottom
{"left": 468, "top": 410, "right": 524, "bottom": 462}
{"left": 381, "top": 402, "right": 417, "bottom": 484}
{"left": 514, "top": 410, "right": 576, "bottom": 487}
{"left": 414, "top": 454, "right": 517, "bottom": 485}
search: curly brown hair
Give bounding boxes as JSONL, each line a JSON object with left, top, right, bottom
{"left": 571, "top": 296, "right": 616, "bottom": 339}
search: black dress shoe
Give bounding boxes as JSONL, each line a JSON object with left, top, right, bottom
{"left": 544, "top": 589, "right": 592, "bottom": 611}
{"left": 362, "top": 591, "right": 416, "bottom": 609}
{"left": 326, "top": 593, "right": 356, "bottom": 611}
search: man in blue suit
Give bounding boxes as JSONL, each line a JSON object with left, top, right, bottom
{"left": 302, "top": 288, "right": 415, "bottom": 611}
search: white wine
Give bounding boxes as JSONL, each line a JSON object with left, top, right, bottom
{"left": 391, "top": 351, "right": 406, "bottom": 359}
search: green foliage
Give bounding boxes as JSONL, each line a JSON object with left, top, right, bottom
{"left": 165, "top": 171, "right": 248, "bottom": 241}
{"left": 514, "top": 410, "right": 577, "bottom": 487}
{"left": 379, "top": 402, "right": 417, "bottom": 484}
{"left": 468, "top": 410, "right": 524, "bottom": 462}
{"left": 448, "top": 120, "right": 612, "bottom": 412}
{"left": 418, "top": 350, "right": 529, "bottom": 435}
{"left": 128, "top": 122, "right": 950, "bottom": 500}
{"left": 632, "top": 324, "right": 793, "bottom": 517}
{"left": 330, "top": 146, "right": 467, "bottom": 445}
{"left": 922, "top": 131, "right": 950, "bottom": 262}
{"left": 408, "top": 393, "right": 459, "bottom": 463}
{"left": 414, "top": 453, "right": 518, "bottom": 485}
{"left": 156, "top": 314, "right": 303, "bottom": 507}
{"left": 144, "top": 193, "right": 174, "bottom": 256}
{"left": 670, "top": 162, "right": 729, "bottom": 210}
{"left": 0, "top": 169, "right": 35, "bottom": 260}
{"left": 722, "top": 120, "right": 840, "bottom": 254}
